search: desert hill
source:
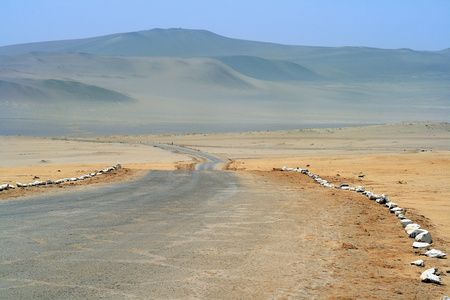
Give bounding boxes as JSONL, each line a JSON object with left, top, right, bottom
{"left": 1, "top": 28, "right": 449, "bottom": 80}
{"left": 0, "top": 29, "right": 449, "bottom": 136}
{"left": 0, "top": 28, "right": 317, "bottom": 58}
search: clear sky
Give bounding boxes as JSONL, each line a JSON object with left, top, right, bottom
{"left": 1, "top": 0, "right": 449, "bottom": 51}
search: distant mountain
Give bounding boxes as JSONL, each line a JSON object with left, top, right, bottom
{"left": 0, "top": 28, "right": 448, "bottom": 81}
{"left": 0, "top": 28, "right": 297, "bottom": 58}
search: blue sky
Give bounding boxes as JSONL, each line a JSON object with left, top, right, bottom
{"left": 1, "top": 0, "right": 449, "bottom": 50}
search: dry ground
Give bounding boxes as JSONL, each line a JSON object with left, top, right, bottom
{"left": 1, "top": 122, "right": 449, "bottom": 298}
{"left": 227, "top": 152, "right": 450, "bottom": 243}
{"left": 247, "top": 170, "right": 450, "bottom": 299}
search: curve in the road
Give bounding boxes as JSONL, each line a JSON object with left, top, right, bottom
{"left": 145, "top": 143, "right": 225, "bottom": 170}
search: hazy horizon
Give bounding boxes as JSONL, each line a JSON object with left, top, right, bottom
{"left": 0, "top": 28, "right": 449, "bottom": 137}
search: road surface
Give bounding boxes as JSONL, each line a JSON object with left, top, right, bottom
{"left": 147, "top": 143, "right": 225, "bottom": 170}
{"left": 0, "top": 147, "right": 327, "bottom": 299}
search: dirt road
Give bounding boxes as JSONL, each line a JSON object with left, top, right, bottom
{"left": 1, "top": 168, "right": 447, "bottom": 299}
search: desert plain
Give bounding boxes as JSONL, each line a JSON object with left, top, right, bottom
{"left": 1, "top": 121, "right": 449, "bottom": 298}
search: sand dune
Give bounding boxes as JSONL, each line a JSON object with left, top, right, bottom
{"left": 1, "top": 29, "right": 448, "bottom": 136}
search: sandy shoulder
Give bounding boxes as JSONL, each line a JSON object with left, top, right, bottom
{"left": 228, "top": 152, "right": 450, "bottom": 243}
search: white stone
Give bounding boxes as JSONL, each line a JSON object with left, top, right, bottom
{"left": 410, "top": 259, "right": 424, "bottom": 267}
{"left": 410, "top": 228, "right": 428, "bottom": 239}
{"left": 425, "top": 249, "right": 446, "bottom": 258}
{"left": 387, "top": 202, "right": 398, "bottom": 209}
{"left": 420, "top": 268, "right": 442, "bottom": 285}
{"left": 415, "top": 231, "right": 432, "bottom": 244}
{"left": 400, "top": 219, "right": 413, "bottom": 228}
{"left": 390, "top": 207, "right": 404, "bottom": 214}
{"left": 397, "top": 214, "right": 406, "bottom": 220}
{"left": 369, "top": 193, "right": 381, "bottom": 200}
{"left": 394, "top": 210, "right": 404, "bottom": 216}
{"left": 355, "top": 186, "right": 364, "bottom": 192}
{"left": 405, "top": 224, "right": 421, "bottom": 235}
{"left": 412, "top": 242, "right": 431, "bottom": 250}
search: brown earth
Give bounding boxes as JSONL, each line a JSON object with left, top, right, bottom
{"left": 227, "top": 152, "right": 450, "bottom": 243}
{"left": 246, "top": 170, "right": 450, "bottom": 298}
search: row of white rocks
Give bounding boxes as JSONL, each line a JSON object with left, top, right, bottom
{"left": 0, "top": 163, "right": 121, "bottom": 191}
{"left": 281, "top": 166, "right": 447, "bottom": 285}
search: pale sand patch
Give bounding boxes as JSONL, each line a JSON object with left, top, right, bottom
{"left": 0, "top": 136, "right": 197, "bottom": 199}
{"left": 0, "top": 135, "right": 194, "bottom": 167}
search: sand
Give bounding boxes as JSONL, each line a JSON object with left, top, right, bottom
{"left": 1, "top": 122, "right": 449, "bottom": 295}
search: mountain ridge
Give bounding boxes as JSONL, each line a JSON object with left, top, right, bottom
{"left": 2, "top": 28, "right": 447, "bottom": 57}
{"left": 1, "top": 28, "right": 448, "bottom": 81}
